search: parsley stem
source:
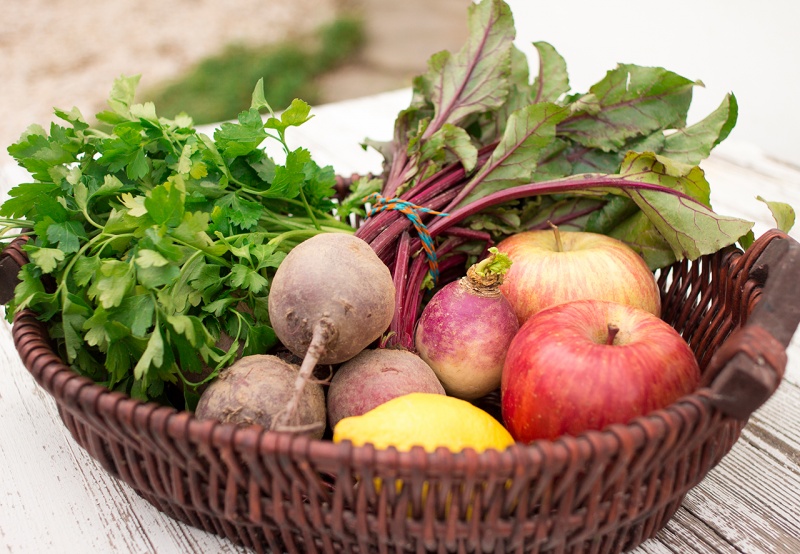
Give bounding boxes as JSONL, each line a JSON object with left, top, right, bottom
{"left": 223, "top": 230, "right": 281, "bottom": 241}
{"left": 0, "top": 219, "right": 30, "bottom": 228}
{"left": 266, "top": 131, "right": 283, "bottom": 146}
{"left": 258, "top": 209, "right": 353, "bottom": 233}
{"left": 0, "top": 220, "right": 31, "bottom": 239}
{"left": 298, "top": 189, "right": 321, "bottom": 231}
{"left": 53, "top": 233, "right": 119, "bottom": 297}
{"left": 80, "top": 206, "right": 104, "bottom": 231}
{"left": 268, "top": 229, "right": 335, "bottom": 249}
{"left": 0, "top": 231, "right": 27, "bottom": 241}
{"left": 235, "top": 187, "right": 344, "bottom": 224}
{"left": 170, "top": 237, "right": 231, "bottom": 268}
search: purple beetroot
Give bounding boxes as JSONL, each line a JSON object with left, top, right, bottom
{"left": 267, "top": 233, "right": 396, "bottom": 432}
{"left": 327, "top": 348, "right": 445, "bottom": 429}
{"left": 414, "top": 247, "right": 519, "bottom": 400}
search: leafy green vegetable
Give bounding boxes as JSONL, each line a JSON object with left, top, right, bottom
{"left": 361, "top": 0, "right": 793, "bottom": 266}
{"left": 531, "top": 42, "right": 570, "bottom": 104}
{"left": 354, "top": 0, "right": 795, "bottom": 349}
{"left": 424, "top": 0, "right": 515, "bottom": 132}
{"left": 558, "top": 64, "right": 696, "bottom": 151}
{"left": 0, "top": 76, "right": 355, "bottom": 409}
{"left": 611, "top": 152, "right": 752, "bottom": 267}
{"left": 758, "top": 196, "right": 796, "bottom": 234}
{"left": 456, "top": 102, "right": 570, "bottom": 205}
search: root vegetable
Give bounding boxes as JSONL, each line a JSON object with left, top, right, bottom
{"left": 195, "top": 354, "right": 326, "bottom": 439}
{"left": 327, "top": 348, "right": 445, "bottom": 428}
{"left": 415, "top": 248, "right": 519, "bottom": 399}
{"left": 268, "top": 233, "right": 395, "bottom": 431}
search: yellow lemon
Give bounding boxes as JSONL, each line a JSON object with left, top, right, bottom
{"left": 332, "top": 392, "right": 514, "bottom": 453}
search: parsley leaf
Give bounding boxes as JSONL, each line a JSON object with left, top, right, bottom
{"left": 0, "top": 73, "right": 358, "bottom": 408}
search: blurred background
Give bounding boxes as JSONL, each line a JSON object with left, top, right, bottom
{"left": 1, "top": 0, "right": 797, "bottom": 166}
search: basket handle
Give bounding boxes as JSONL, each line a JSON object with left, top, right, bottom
{"left": 704, "top": 230, "right": 800, "bottom": 420}
{"left": 0, "top": 236, "right": 29, "bottom": 305}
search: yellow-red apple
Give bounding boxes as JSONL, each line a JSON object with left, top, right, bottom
{"left": 496, "top": 229, "right": 661, "bottom": 324}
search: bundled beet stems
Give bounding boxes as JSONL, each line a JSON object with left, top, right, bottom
{"left": 351, "top": 0, "right": 792, "bottom": 350}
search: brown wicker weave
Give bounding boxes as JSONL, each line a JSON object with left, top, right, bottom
{"left": 3, "top": 228, "right": 800, "bottom": 554}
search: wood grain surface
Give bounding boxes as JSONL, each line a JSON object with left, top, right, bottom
{"left": 1, "top": 89, "right": 798, "bottom": 553}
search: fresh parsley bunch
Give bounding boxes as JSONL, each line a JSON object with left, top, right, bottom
{"left": 0, "top": 76, "right": 358, "bottom": 408}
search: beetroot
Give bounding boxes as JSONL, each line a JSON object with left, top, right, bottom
{"left": 327, "top": 348, "right": 445, "bottom": 429}
{"left": 268, "top": 233, "right": 395, "bottom": 431}
{"left": 195, "top": 354, "right": 326, "bottom": 438}
{"left": 415, "top": 248, "right": 519, "bottom": 399}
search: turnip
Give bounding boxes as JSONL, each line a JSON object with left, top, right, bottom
{"left": 327, "top": 348, "right": 445, "bottom": 429}
{"left": 268, "top": 233, "right": 395, "bottom": 431}
{"left": 195, "top": 354, "right": 326, "bottom": 438}
{"left": 414, "top": 247, "right": 519, "bottom": 400}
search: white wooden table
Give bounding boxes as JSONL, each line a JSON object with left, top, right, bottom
{"left": 1, "top": 90, "right": 799, "bottom": 553}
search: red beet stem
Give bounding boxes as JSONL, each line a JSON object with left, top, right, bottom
{"left": 397, "top": 236, "right": 471, "bottom": 350}
{"left": 386, "top": 232, "right": 412, "bottom": 347}
{"left": 362, "top": 167, "right": 704, "bottom": 354}
{"left": 427, "top": 176, "right": 700, "bottom": 239}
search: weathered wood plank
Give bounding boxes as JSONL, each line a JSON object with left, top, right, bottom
{"left": 785, "top": 337, "right": 799, "bottom": 385}
{"left": 648, "top": 507, "right": 741, "bottom": 554}
{"left": 674, "top": 435, "right": 800, "bottom": 554}
{"left": 704, "top": 148, "right": 800, "bottom": 244}
{"left": 0, "top": 317, "right": 247, "bottom": 554}
{"left": 748, "top": 380, "right": 800, "bottom": 458}
{"left": 633, "top": 386, "right": 800, "bottom": 554}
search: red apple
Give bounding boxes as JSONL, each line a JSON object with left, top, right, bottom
{"left": 496, "top": 228, "right": 661, "bottom": 324}
{"left": 501, "top": 299, "right": 700, "bottom": 443}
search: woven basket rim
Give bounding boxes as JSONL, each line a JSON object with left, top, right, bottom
{"left": 6, "top": 228, "right": 798, "bottom": 475}
{"left": 15, "top": 313, "right": 715, "bottom": 470}
{"left": 5, "top": 313, "right": 728, "bottom": 478}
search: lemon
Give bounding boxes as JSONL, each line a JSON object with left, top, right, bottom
{"left": 332, "top": 392, "right": 514, "bottom": 453}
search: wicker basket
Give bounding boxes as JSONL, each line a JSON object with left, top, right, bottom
{"left": 2, "top": 228, "right": 799, "bottom": 554}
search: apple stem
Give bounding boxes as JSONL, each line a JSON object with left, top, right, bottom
{"left": 548, "top": 221, "right": 563, "bottom": 252}
{"left": 606, "top": 324, "right": 620, "bottom": 345}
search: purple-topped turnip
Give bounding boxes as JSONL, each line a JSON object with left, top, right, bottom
{"left": 414, "top": 247, "right": 519, "bottom": 399}
{"left": 268, "top": 233, "right": 395, "bottom": 432}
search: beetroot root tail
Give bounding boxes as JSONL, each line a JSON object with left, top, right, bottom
{"left": 273, "top": 318, "right": 335, "bottom": 432}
